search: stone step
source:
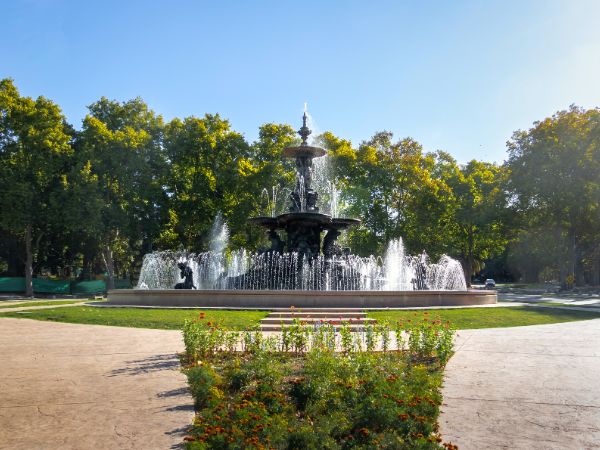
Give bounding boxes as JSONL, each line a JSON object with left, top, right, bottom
{"left": 260, "top": 323, "right": 372, "bottom": 332}
{"left": 260, "top": 317, "right": 375, "bottom": 325}
{"left": 268, "top": 308, "right": 368, "bottom": 313}
{"left": 267, "top": 312, "right": 367, "bottom": 318}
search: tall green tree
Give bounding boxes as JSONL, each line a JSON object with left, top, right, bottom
{"left": 507, "top": 106, "right": 600, "bottom": 286}
{"left": 324, "top": 131, "right": 453, "bottom": 257}
{"left": 441, "top": 158, "right": 510, "bottom": 285}
{"left": 0, "top": 79, "right": 73, "bottom": 296}
{"left": 160, "top": 117, "right": 295, "bottom": 251}
{"left": 75, "top": 97, "right": 165, "bottom": 288}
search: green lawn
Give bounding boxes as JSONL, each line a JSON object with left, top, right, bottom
{"left": 0, "top": 306, "right": 268, "bottom": 330}
{"left": 532, "top": 301, "right": 600, "bottom": 307}
{"left": 367, "top": 306, "right": 600, "bottom": 329}
{"left": 0, "top": 300, "right": 84, "bottom": 309}
{"left": 3, "top": 304, "right": 599, "bottom": 331}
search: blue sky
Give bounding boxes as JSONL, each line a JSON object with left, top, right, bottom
{"left": 3, "top": 0, "right": 600, "bottom": 163}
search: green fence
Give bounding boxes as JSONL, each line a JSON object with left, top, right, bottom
{"left": 0, "top": 277, "right": 132, "bottom": 294}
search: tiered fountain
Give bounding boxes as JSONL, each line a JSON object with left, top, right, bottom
{"left": 108, "top": 114, "right": 496, "bottom": 308}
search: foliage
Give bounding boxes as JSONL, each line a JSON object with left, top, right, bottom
{"left": 73, "top": 97, "right": 166, "bottom": 288}
{"left": 159, "top": 119, "right": 296, "bottom": 252}
{"left": 440, "top": 157, "right": 511, "bottom": 285}
{"left": 0, "top": 79, "right": 73, "bottom": 295}
{"left": 324, "top": 132, "right": 509, "bottom": 285}
{"left": 3, "top": 77, "right": 600, "bottom": 287}
{"left": 325, "top": 132, "right": 455, "bottom": 258}
{"left": 507, "top": 106, "right": 600, "bottom": 287}
{"left": 180, "top": 314, "right": 456, "bottom": 449}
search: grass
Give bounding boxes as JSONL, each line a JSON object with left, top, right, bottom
{"left": 0, "top": 300, "right": 84, "bottom": 309}
{"left": 0, "top": 306, "right": 268, "bottom": 330}
{"left": 2, "top": 304, "right": 599, "bottom": 331}
{"left": 532, "top": 301, "right": 600, "bottom": 307}
{"left": 367, "top": 306, "right": 600, "bottom": 329}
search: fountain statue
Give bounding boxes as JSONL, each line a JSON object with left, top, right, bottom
{"left": 248, "top": 112, "right": 360, "bottom": 262}
{"left": 174, "top": 262, "right": 196, "bottom": 290}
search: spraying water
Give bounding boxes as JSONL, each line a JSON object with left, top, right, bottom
{"left": 137, "top": 238, "right": 466, "bottom": 291}
{"left": 209, "top": 212, "right": 229, "bottom": 254}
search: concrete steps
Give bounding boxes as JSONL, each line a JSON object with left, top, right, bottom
{"left": 266, "top": 312, "right": 367, "bottom": 319}
{"left": 259, "top": 308, "right": 376, "bottom": 332}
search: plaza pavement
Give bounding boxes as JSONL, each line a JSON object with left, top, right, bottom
{"left": 440, "top": 318, "right": 600, "bottom": 449}
{"left": 0, "top": 318, "right": 193, "bottom": 450}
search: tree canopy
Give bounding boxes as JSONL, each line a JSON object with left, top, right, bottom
{"left": 2, "top": 78, "right": 599, "bottom": 289}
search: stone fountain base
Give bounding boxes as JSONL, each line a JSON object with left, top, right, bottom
{"left": 107, "top": 289, "right": 496, "bottom": 308}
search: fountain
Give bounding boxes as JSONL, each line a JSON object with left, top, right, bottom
{"left": 109, "top": 114, "right": 496, "bottom": 308}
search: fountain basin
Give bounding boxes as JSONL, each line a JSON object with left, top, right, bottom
{"left": 282, "top": 145, "right": 327, "bottom": 158}
{"left": 107, "top": 289, "right": 496, "bottom": 308}
{"left": 248, "top": 214, "right": 360, "bottom": 230}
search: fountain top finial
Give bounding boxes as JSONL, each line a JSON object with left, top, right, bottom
{"left": 298, "top": 112, "right": 311, "bottom": 146}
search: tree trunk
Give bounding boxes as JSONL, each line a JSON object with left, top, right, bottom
{"left": 592, "top": 258, "right": 600, "bottom": 286}
{"left": 574, "top": 237, "right": 585, "bottom": 286}
{"left": 460, "top": 256, "right": 473, "bottom": 288}
{"left": 559, "top": 264, "right": 568, "bottom": 290}
{"left": 81, "top": 251, "right": 91, "bottom": 281}
{"left": 6, "top": 236, "right": 23, "bottom": 276}
{"left": 24, "top": 225, "right": 33, "bottom": 297}
{"left": 102, "top": 245, "right": 115, "bottom": 291}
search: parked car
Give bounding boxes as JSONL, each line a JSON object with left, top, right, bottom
{"left": 485, "top": 278, "right": 496, "bottom": 289}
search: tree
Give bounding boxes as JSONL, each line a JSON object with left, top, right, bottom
{"left": 441, "top": 158, "right": 510, "bottom": 286}
{"left": 75, "top": 97, "right": 165, "bottom": 289}
{"left": 323, "top": 131, "right": 453, "bottom": 258}
{"left": 160, "top": 117, "right": 295, "bottom": 251}
{"left": 507, "top": 106, "right": 600, "bottom": 286}
{"left": 0, "top": 79, "right": 73, "bottom": 296}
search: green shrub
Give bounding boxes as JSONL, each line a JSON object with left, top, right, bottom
{"left": 181, "top": 312, "right": 456, "bottom": 449}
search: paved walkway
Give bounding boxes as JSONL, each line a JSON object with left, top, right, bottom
{"left": 2, "top": 316, "right": 599, "bottom": 449}
{"left": 0, "top": 318, "right": 193, "bottom": 450}
{"left": 499, "top": 291, "right": 600, "bottom": 309}
{"left": 0, "top": 302, "right": 86, "bottom": 313}
{"left": 440, "top": 319, "right": 600, "bottom": 449}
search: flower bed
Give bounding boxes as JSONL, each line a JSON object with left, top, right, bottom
{"left": 181, "top": 313, "right": 458, "bottom": 449}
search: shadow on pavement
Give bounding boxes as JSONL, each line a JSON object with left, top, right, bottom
{"left": 108, "top": 353, "right": 181, "bottom": 376}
